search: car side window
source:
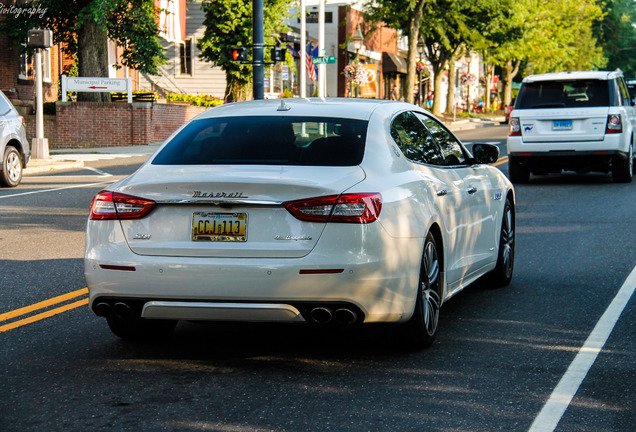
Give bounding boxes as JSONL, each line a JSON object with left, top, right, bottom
{"left": 617, "top": 78, "right": 631, "bottom": 107}
{"left": 415, "top": 113, "right": 467, "bottom": 165}
{"left": 390, "top": 111, "right": 444, "bottom": 165}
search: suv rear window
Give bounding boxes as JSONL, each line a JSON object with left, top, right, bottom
{"left": 152, "top": 116, "right": 367, "bottom": 166}
{"left": 517, "top": 79, "right": 609, "bottom": 109}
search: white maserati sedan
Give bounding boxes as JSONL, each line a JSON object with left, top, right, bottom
{"left": 85, "top": 98, "right": 515, "bottom": 348}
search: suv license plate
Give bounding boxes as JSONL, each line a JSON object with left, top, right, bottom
{"left": 553, "top": 120, "right": 573, "bottom": 130}
{"left": 192, "top": 212, "right": 247, "bottom": 242}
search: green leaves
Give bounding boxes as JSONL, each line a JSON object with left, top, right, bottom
{"left": 0, "top": 0, "right": 167, "bottom": 75}
{"left": 198, "top": 0, "right": 290, "bottom": 101}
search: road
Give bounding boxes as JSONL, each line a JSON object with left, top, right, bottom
{"left": 0, "top": 125, "right": 634, "bottom": 431}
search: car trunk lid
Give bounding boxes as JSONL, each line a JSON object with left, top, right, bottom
{"left": 114, "top": 165, "right": 366, "bottom": 258}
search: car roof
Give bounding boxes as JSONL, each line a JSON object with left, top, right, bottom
{"left": 522, "top": 70, "right": 623, "bottom": 83}
{"left": 193, "top": 98, "right": 414, "bottom": 121}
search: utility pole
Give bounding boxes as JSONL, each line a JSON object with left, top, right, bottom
{"left": 300, "top": 0, "right": 306, "bottom": 98}
{"left": 253, "top": 0, "right": 265, "bottom": 100}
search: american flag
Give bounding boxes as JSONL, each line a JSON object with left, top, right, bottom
{"left": 306, "top": 43, "right": 316, "bottom": 82}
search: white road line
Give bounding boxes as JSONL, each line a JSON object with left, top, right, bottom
{"left": 83, "top": 167, "right": 113, "bottom": 177}
{"left": 0, "top": 180, "right": 115, "bottom": 200}
{"left": 528, "top": 264, "right": 636, "bottom": 432}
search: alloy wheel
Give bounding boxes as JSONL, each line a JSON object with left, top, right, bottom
{"left": 7, "top": 150, "right": 21, "bottom": 183}
{"left": 421, "top": 239, "right": 441, "bottom": 336}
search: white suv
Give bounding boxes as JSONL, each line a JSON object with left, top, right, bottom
{"left": 507, "top": 71, "right": 635, "bottom": 183}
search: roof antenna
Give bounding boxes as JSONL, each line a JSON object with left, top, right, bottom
{"left": 277, "top": 99, "right": 291, "bottom": 111}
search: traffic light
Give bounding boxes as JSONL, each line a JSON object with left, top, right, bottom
{"left": 270, "top": 46, "right": 286, "bottom": 63}
{"left": 231, "top": 47, "right": 248, "bottom": 62}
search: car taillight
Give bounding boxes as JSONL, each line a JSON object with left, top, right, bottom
{"left": 89, "top": 191, "right": 156, "bottom": 220}
{"left": 509, "top": 117, "right": 521, "bottom": 136}
{"left": 18, "top": 115, "right": 26, "bottom": 128}
{"left": 606, "top": 114, "right": 622, "bottom": 133}
{"left": 284, "top": 193, "right": 382, "bottom": 224}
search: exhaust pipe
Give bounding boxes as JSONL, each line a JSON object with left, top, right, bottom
{"left": 334, "top": 308, "right": 357, "bottom": 325}
{"left": 113, "top": 302, "right": 131, "bottom": 319}
{"left": 94, "top": 302, "right": 113, "bottom": 317}
{"left": 309, "top": 307, "right": 332, "bottom": 324}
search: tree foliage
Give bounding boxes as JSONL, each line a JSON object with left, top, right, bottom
{"left": 0, "top": 0, "right": 166, "bottom": 74}
{"left": 595, "top": 0, "right": 636, "bottom": 77}
{"left": 418, "top": 0, "right": 514, "bottom": 115}
{"left": 0, "top": 0, "right": 166, "bottom": 101}
{"left": 365, "top": 0, "right": 427, "bottom": 104}
{"left": 198, "top": 0, "right": 290, "bottom": 102}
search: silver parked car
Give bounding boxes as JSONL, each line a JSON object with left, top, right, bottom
{"left": 0, "top": 90, "right": 29, "bottom": 187}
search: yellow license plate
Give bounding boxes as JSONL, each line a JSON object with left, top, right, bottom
{"left": 192, "top": 212, "right": 247, "bottom": 241}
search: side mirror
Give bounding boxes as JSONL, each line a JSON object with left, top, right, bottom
{"left": 472, "top": 143, "right": 499, "bottom": 165}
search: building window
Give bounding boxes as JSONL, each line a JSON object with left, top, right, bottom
{"left": 42, "top": 48, "right": 51, "bottom": 82}
{"left": 298, "top": 11, "right": 333, "bottom": 24}
{"left": 180, "top": 39, "right": 193, "bottom": 76}
{"left": 18, "top": 44, "right": 51, "bottom": 82}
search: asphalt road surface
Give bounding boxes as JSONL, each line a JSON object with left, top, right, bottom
{"left": 1, "top": 125, "right": 634, "bottom": 431}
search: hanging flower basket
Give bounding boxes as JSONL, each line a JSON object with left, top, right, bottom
{"left": 343, "top": 62, "right": 369, "bottom": 86}
{"left": 460, "top": 72, "right": 477, "bottom": 86}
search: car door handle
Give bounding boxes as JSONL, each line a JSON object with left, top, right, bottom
{"left": 436, "top": 189, "right": 448, "bottom": 197}
{"left": 466, "top": 186, "right": 478, "bottom": 194}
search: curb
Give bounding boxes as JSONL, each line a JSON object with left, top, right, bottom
{"left": 24, "top": 159, "right": 85, "bottom": 175}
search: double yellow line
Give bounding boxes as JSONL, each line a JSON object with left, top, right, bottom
{"left": 494, "top": 156, "right": 509, "bottom": 167}
{"left": 0, "top": 288, "right": 89, "bottom": 334}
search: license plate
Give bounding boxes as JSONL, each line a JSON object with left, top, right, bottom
{"left": 192, "top": 212, "right": 247, "bottom": 241}
{"left": 553, "top": 120, "right": 573, "bottom": 130}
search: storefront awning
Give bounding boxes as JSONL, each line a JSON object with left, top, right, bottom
{"left": 382, "top": 52, "right": 407, "bottom": 75}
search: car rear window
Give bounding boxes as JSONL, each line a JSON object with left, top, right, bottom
{"left": 517, "top": 79, "right": 609, "bottom": 109}
{"left": 152, "top": 116, "right": 367, "bottom": 166}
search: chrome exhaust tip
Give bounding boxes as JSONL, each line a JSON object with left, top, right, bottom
{"left": 334, "top": 308, "right": 357, "bottom": 325}
{"left": 94, "top": 302, "right": 113, "bottom": 317}
{"left": 309, "top": 307, "right": 333, "bottom": 324}
{"left": 113, "top": 302, "right": 131, "bottom": 319}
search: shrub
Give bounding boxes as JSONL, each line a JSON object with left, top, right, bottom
{"left": 166, "top": 94, "right": 226, "bottom": 107}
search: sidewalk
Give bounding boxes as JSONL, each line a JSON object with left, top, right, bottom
{"left": 23, "top": 116, "right": 504, "bottom": 176}
{"left": 24, "top": 142, "right": 162, "bottom": 175}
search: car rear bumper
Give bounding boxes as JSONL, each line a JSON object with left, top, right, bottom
{"left": 85, "top": 230, "right": 423, "bottom": 324}
{"left": 508, "top": 150, "right": 630, "bottom": 174}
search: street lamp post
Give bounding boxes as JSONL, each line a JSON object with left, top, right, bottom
{"left": 351, "top": 26, "right": 363, "bottom": 97}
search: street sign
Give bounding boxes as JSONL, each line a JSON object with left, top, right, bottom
{"left": 312, "top": 56, "right": 336, "bottom": 65}
{"left": 61, "top": 75, "right": 133, "bottom": 103}
{"left": 64, "top": 77, "right": 129, "bottom": 92}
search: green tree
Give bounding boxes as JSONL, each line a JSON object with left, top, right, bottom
{"left": 198, "top": 0, "right": 290, "bottom": 102}
{"left": 0, "top": 0, "right": 167, "bottom": 102}
{"left": 491, "top": 0, "right": 606, "bottom": 107}
{"left": 595, "top": 0, "right": 636, "bottom": 77}
{"left": 365, "top": 0, "right": 427, "bottom": 104}
{"left": 419, "top": 0, "right": 512, "bottom": 115}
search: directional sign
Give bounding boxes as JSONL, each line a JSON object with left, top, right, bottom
{"left": 312, "top": 56, "right": 336, "bottom": 65}
{"left": 65, "top": 77, "right": 129, "bottom": 92}
{"left": 61, "top": 75, "right": 133, "bottom": 103}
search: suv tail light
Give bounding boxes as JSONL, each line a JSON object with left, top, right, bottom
{"left": 89, "top": 191, "right": 156, "bottom": 220}
{"left": 509, "top": 117, "right": 521, "bottom": 136}
{"left": 284, "top": 193, "right": 382, "bottom": 224}
{"left": 606, "top": 114, "right": 622, "bottom": 133}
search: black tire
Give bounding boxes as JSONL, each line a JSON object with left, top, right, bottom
{"left": 400, "top": 232, "right": 442, "bottom": 349}
{"left": 1, "top": 145, "right": 23, "bottom": 187}
{"left": 487, "top": 198, "right": 515, "bottom": 287}
{"left": 508, "top": 156, "right": 529, "bottom": 184}
{"left": 612, "top": 144, "right": 633, "bottom": 183}
{"left": 106, "top": 316, "right": 177, "bottom": 340}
